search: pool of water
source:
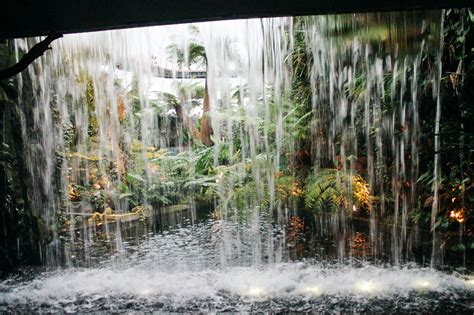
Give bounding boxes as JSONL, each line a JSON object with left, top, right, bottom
{"left": 1, "top": 207, "right": 474, "bottom": 313}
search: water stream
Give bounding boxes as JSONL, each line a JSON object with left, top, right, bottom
{"left": 1, "top": 10, "right": 473, "bottom": 313}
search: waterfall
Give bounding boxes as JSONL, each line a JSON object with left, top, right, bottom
{"left": 2, "top": 8, "right": 474, "bottom": 313}
{"left": 11, "top": 10, "right": 451, "bottom": 268}
{"left": 431, "top": 10, "right": 445, "bottom": 267}
{"left": 304, "top": 11, "right": 443, "bottom": 263}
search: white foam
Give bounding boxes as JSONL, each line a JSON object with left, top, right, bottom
{"left": 1, "top": 263, "right": 472, "bottom": 310}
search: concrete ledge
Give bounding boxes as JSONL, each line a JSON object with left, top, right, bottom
{"left": 1, "top": 0, "right": 472, "bottom": 39}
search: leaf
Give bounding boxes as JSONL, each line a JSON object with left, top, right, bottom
{"left": 294, "top": 110, "right": 314, "bottom": 126}
{"left": 65, "top": 152, "right": 100, "bottom": 161}
{"left": 417, "top": 171, "right": 433, "bottom": 184}
{"left": 119, "top": 193, "right": 133, "bottom": 199}
{"left": 126, "top": 173, "right": 146, "bottom": 182}
{"left": 468, "top": 9, "right": 474, "bottom": 22}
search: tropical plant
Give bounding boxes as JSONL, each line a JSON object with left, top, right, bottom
{"left": 167, "top": 27, "right": 213, "bottom": 146}
{"left": 304, "top": 169, "right": 370, "bottom": 213}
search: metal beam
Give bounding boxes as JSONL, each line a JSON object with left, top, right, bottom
{"left": 1, "top": 0, "right": 472, "bottom": 39}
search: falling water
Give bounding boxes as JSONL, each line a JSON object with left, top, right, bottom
{"left": 1, "top": 10, "right": 473, "bottom": 313}
{"left": 304, "top": 11, "right": 444, "bottom": 264}
{"left": 431, "top": 11, "right": 445, "bottom": 267}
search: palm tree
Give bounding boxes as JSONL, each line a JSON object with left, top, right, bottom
{"left": 161, "top": 81, "right": 204, "bottom": 141}
{"left": 167, "top": 32, "right": 213, "bottom": 146}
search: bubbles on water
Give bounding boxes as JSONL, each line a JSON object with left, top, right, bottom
{"left": 1, "top": 261, "right": 473, "bottom": 312}
{"left": 1, "top": 217, "right": 473, "bottom": 312}
{"left": 301, "top": 286, "right": 323, "bottom": 296}
{"left": 3, "top": 211, "right": 473, "bottom": 312}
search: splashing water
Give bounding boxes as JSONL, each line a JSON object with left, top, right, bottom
{"left": 1, "top": 218, "right": 474, "bottom": 312}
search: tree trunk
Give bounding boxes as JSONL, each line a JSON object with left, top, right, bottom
{"left": 174, "top": 100, "right": 198, "bottom": 140}
{"left": 200, "top": 78, "right": 213, "bottom": 146}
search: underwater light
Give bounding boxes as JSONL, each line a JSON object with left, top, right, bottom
{"left": 140, "top": 289, "right": 152, "bottom": 295}
{"left": 303, "top": 286, "right": 322, "bottom": 296}
{"left": 466, "top": 278, "right": 474, "bottom": 286}
{"left": 247, "top": 287, "right": 265, "bottom": 297}
{"left": 415, "top": 279, "right": 433, "bottom": 289}
{"left": 356, "top": 281, "right": 375, "bottom": 293}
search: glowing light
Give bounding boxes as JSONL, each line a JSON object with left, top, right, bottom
{"left": 466, "top": 278, "right": 474, "bottom": 286}
{"left": 352, "top": 205, "right": 357, "bottom": 212}
{"left": 356, "top": 281, "right": 375, "bottom": 293}
{"left": 303, "top": 286, "right": 322, "bottom": 296}
{"left": 449, "top": 209, "right": 465, "bottom": 223}
{"left": 247, "top": 287, "right": 265, "bottom": 297}
{"left": 415, "top": 279, "right": 433, "bottom": 289}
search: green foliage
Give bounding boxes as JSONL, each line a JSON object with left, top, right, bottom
{"left": 287, "top": 19, "right": 313, "bottom": 145}
{"left": 86, "top": 79, "right": 99, "bottom": 136}
{"left": 0, "top": 63, "right": 43, "bottom": 274}
{"left": 130, "top": 144, "right": 238, "bottom": 207}
{"left": 305, "top": 169, "right": 346, "bottom": 212}
{"left": 4, "top": 11, "right": 474, "bottom": 274}
{"left": 194, "top": 146, "right": 214, "bottom": 174}
{"left": 305, "top": 169, "right": 369, "bottom": 213}
{"left": 275, "top": 175, "right": 304, "bottom": 206}
{"left": 411, "top": 8, "right": 474, "bottom": 254}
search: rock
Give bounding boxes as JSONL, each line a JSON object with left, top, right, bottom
{"left": 104, "top": 207, "right": 114, "bottom": 215}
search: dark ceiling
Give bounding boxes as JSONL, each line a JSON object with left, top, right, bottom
{"left": 1, "top": 0, "right": 472, "bottom": 39}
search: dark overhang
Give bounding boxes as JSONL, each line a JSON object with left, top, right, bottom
{"left": 1, "top": 0, "right": 472, "bottom": 39}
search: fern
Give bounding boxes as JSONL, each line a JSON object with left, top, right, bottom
{"left": 304, "top": 169, "right": 370, "bottom": 213}
{"left": 305, "top": 169, "right": 342, "bottom": 212}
